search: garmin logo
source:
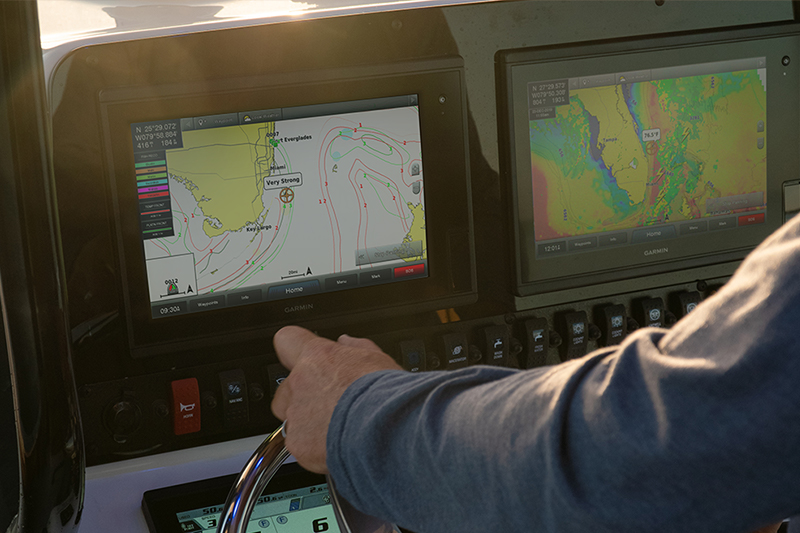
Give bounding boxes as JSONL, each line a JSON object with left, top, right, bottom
{"left": 284, "top": 303, "right": 314, "bottom": 313}
{"left": 644, "top": 247, "right": 669, "bottom": 257}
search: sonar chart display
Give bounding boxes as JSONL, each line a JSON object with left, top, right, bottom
{"left": 527, "top": 57, "right": 767, "bottom": 258}
{"left": 131, "top": 95, "right": 427, "bottom": 319}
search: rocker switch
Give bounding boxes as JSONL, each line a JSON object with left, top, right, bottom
{"left": 524, "top": 318, "right": 549, "bottom": 368}
{"left": 443, "top": 333, "right": 469, "bottom": 369}
{"left": 170, "top": 378, "right": 201, "bottom": 436}
{"left": 678, "top": 291, "right": 702, "bottom": 317}
{"left": 219, "top": 369, "right": 249, "bottom": 428}
{"left": 483, "top": 326, "right": 509, "bottom": 366}
{"left": 399, "top": 340, "right": 427, "bottom": 372}
{"left": 640, "top": 298, "right": 665, "bottom": 328}
{"left": 563, "top": 311, "right": 589, "bottom": 360}
{"left": 601, "top": 304, "right": 627, "bottom": 346}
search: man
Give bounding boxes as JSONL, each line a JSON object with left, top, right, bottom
{"left": 271, "top": 216, "right": 800, "bottom": 532}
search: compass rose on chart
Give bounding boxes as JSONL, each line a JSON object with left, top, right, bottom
{"left": 279, "top": 187, "right": 294, "bottom": 204}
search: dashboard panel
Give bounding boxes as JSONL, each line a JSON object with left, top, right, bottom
{"left": 47, "top": 1, "right": 800, "bottom": 468}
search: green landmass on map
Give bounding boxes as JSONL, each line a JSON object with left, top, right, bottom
{"left": 530, "top": 68, "right": 766, "bottom": 240}
{"left": 167, "top": 122, "right": 276, "bottom": 237}
{"left": 402, "top": 202, "right": 427, "bottom": 261}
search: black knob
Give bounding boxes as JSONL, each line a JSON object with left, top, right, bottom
{"left": 112, "top": 402, "right": 136, "bottom": 429}
{"left": 549, "top": 331, "right": 562, "bottom": 348}
{"left": 104, "top": 399, "right": 142, "bottom": 444}
{"left": 250, "top": 384, "right": 265, "bottom": 403}
{"left": 202, "top": 391, "right": 218, "bottom": 410}
{"left": 153, "top": 400, "right": 169, "bottom": 419}
{"left": 428, "top": 354, "right": 441, "bottom": 370}
{"left": 469, "top": 345, "right": 482, "bottom": 363}
{"left": 509, "top": 338, "right": 523, "bottom": 356}
{"left": 588, "top": 323, "right": 602, "bottom": 341}
{"left": 664, "top": 311, "right": 678, "bottom": 327}
{"left": 627, "top": 317, "right": 640, "bottom": 332}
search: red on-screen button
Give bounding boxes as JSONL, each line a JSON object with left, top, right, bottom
{"left": 738, "top": 213, "right": 765, "bottom": 226}
{"left": 394, "top": 263, "right": 425, "bottom": 278}
{"left": 171, "top": 377, "right": 201, "bottom": 435}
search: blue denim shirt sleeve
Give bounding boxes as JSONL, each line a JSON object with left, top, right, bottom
{"left": 327, "top": 216, "right": 800, "bottom": 533}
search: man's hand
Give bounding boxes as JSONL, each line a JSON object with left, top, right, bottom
{"left": 270, "top": 325, "right": 402, "bottom": 473}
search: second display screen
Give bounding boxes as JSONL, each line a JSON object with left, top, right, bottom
{"left": 528, "top": 57, "right": 767, "bottom": 258}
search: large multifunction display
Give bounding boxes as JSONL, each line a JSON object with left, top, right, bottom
{"left": 528, "top": 58, "right": 766, "bottom": 259}
{"left": 101, "top": 59, "right": 473, "bottom": 353}
{"left": 132, "top": 96, "right": 428, "bottom": 320}
{"left": 498, "top": 33, "right": 797, "bottom": 297}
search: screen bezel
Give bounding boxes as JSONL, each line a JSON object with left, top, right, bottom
{"left": 498, "top": 30, "right": 799, "bottom": 297}
{"left": 101, "top": 60, "right": 476, "bottom": 355}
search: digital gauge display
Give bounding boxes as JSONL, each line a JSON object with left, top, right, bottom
{"left": 175, "top": 482, "right": 339, "bottom": 533}
{"left": 141, "top": 466, "right": 367, "bottom": 533}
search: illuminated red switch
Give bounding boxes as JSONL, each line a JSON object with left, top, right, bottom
{"left": 171, "top": 378, "right": 201, "bottom": 435}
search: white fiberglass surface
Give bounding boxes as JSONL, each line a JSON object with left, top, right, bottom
{"left": 37, "top": 0, "right": 487, "bottom": 49}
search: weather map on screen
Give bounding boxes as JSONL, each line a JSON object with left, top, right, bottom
{"left": 528, "top": 58, "right": 767, "bottom": 257}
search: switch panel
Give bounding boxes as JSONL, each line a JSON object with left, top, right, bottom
{"left": 219, "top": 369, "right": 249, "bottom": 428}
{"left": 442, "top": 332, "right": 469, "bottom": 369}
{"left": 399, "top": 339, "right": 426, "bottom": 372}
{"left": 640, "top": 297, "right": 665, "bottom": 328}
{"left": 483, "top": 326, "right": 509, "bottom": 366}
{"left": 524, "top": 318, "right": 548, "bottom": 368}
{"left": 563, "top": 311, "right": 588, "bottom": 360}
{"left": 677, "top": 291, "right": 702, "bottom": 317}
{"left": 600, "top": 304, "right": 627, "bottom": 346}
{"left": 170, "top": 378, "right": 201, "bottom": 436}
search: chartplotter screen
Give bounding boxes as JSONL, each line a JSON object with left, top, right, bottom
{"left": 130, "top": 95, "right": 428, "bottom": 319}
